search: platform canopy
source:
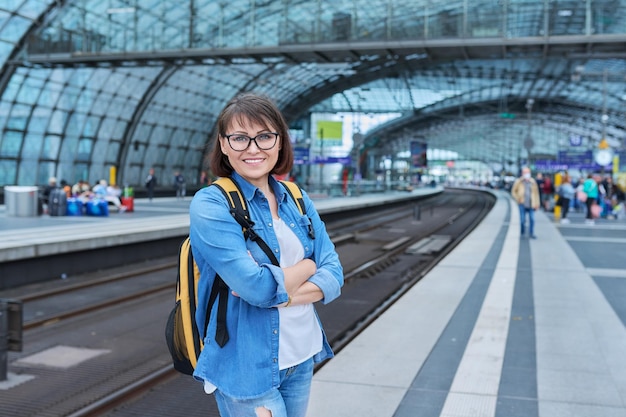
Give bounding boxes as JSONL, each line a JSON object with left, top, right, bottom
{"left": 0, "top": 0, "right": 625, "bottom": 186}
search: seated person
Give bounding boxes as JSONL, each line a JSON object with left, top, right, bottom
{"left": 92, "top": 180, "right": 126, "bottom": 212}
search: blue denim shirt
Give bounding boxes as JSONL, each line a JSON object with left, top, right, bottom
{"left": 189, "top": 172, "right": 344, "bottom": 399}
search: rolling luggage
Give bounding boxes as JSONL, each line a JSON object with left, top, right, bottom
{"left": 66, "top": 198, "right": 83, "bottom": 216}
{"left": 86, "top": 199, "right": 109, "bottom": 216}
{"left": 48, "top": 188, "right": 67, "bottom": 216}
{"left": 121, "top": 196, "right": 134, "bottom": 212}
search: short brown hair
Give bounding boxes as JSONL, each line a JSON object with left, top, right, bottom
{"left": 209, "top": 93, "right": 294, "bottom": 177}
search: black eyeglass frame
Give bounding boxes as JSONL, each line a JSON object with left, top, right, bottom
{"left": 224, "top": 133, "right": 280, "bottom": 151}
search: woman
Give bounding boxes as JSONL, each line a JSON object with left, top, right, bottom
{"left": 189, "top": 93, "right": 343, "bottom": 417}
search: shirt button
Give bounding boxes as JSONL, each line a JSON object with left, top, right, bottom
{"left": 273, "top": 358, "right": 278, "bottom": 363}
{"left": 273, "top": 329, "right": 278, "bottom": 334}
{"left": 290, "top": 223, "right": 295, "bottom": 227}
{"left": 275, "top": 248, "right": 279, "bottom": 253}
{"left": 268, "top": 222, "right": 272, "bottom": 227}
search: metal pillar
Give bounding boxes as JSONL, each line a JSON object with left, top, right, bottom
{"left": 0, "top": 299, "right": 7, "bottom": 381}
{"left": 0, "top": 299, "right": 23, "bottom": 382}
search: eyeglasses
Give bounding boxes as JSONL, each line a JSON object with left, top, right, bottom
{"left": 225, "top": 133, "right": 279, "bottom": 152}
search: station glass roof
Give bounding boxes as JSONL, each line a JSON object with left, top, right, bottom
{"left": 0, "top": 0, "right": 625, "bottom": 186}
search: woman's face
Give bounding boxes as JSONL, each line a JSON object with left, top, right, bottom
{"left": 220, "top": 117, "right": 280, "bottom": 187}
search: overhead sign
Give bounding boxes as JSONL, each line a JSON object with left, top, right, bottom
{"left": 316, "top": 121, "right": 343, "bottom": 146}
{"left": 410, "top": 141, "right": 427, "bottom": 168}
{"left": 293, "top": 147, "right": 310, "bottom": 165}
{"left": 313, "top": 156, "right": 351, "bottom": 165}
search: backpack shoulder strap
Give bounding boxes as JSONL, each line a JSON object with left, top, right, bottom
{"left": 213, "top": 177, "right": 251, "bottom": 232}
{"left": 280, "top": 180, "right": 306, "bottom": 215}
{"left": 280, "top": 181, "right": 315, "bottom": 239}
{"left": 212, "top": 177, "right": 279, "bottom": 266}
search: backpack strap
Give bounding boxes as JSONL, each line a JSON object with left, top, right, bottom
{"left": 214, "top": 177, "right": 280, "bottom": 265}
{"left": 280, "top": 181, "right": 306, "bottom": 215}
{"left": 280, "top": 181, "right": 315, "bottom": 240}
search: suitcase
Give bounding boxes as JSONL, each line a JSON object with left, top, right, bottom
{"left": 66, "top": 198, "right": 83, "bottom": 216}
{"left": 121, "top": 197, "right": 134, "bottom": 212}
{"left": 48, "top": 188, "right": 67, "bottom": 216}
{"left": 86, "top": 199, "right": 109, "bottom": 216}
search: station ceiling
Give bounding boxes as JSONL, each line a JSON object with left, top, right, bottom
{"left": 1, "top": 0, "right": 625, "bottom": 186}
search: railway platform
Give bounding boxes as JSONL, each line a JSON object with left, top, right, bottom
{"left": 308, "top": 191, "right": 626, "bottom": 417}
{"left": 0, "top": 186, "right": 442, "bottom": 289}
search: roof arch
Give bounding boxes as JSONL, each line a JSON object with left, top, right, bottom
{"left": 1, "top": 1, "right": 626, "bottom": 186}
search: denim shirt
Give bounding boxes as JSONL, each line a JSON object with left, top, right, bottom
{"left": 189, "top": 172, "right": 344, "bottom": 399}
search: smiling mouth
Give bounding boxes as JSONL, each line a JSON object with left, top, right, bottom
{"left": 244, "top": 158, "right": 265, "bottom": 164}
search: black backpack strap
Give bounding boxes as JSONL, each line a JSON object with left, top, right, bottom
{"left": 213, "top": 277, "right": 230, "bottom": 347}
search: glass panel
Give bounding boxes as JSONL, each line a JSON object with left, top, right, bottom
{"left": 38, "top": 80, "right": 63, "bottom": 108}
{"left": 0, "top": 100, "right": 11, "bottom": 130}
{"left": 0, "top": 159, "right": 17, "bottom": 185}
{"left": 37, "top": 161, "right": 56, "bottom": 186}
{"left": 58, "top": 135, "right": 78, "bottom": 161}
{"left": 42, "top": 135, "right": 61, "bottom": 159}
{"left": 21, "top": 132, "right": 43, "bottom": 158}
{"left": 65, "top": 112, "right": 86, "bottom": 137}
{"left": 77, "top": 138, "right": 93, "bottom": 161}
{"left": 48, "top": 109, "right": 68, "bottom": 134}
{"left": 16, "top": 75, "right": 45, "bottom": 105}
{"left": 106, "top": 141, "right": 121, "bottom": 163}
{"left": 28, "top": 107, "right": 51, "bottom": 134}
{"left": 112, "top": 120, "right": 127, "bottom": 140}
{"left": 7, "top": 103, "right": 31, "bottom": 130}
{"left": 72, "top": 163, "right": 90, "bottom": 185}
{"left": 0, "top": 14, "right": 31, "bottom": 43}
{"left": 56, "top": 85, "right": 82, "bottom": 111}
{"left": 91, "top": 92, "right": 112, "bottom": 115}
{"left": 2, "top": 73, "right": 25, "bottom": 102}
{"left": 83, "top": 115, "right": 101, "bottom": 136}
{"left": 1, "top": 130, "right": 23, "bottom": 157}
{"left": 91, "top": 139, "right": 108, "bottom": 164}
{"left": 90, "top": 161, "right": 105, "bottom": 183}
{"left": 125, "top": 165, "right": 141, "bottom": 185}
{"left": 17, "top": 158, "right": 37, "bottom": 185}
{"left": 17, "top": 1, "right": 51, "bottom": 20}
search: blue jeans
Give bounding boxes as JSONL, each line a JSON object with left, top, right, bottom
{"left": 214, "top": 358, "right": 314, "bottom": 417}
{"left": 519, "top": 204, "right": 535, "bottom": 236}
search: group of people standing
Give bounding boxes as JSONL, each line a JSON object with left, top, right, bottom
{"left": 512, "top": 167, "right": 625, "bottom": 237}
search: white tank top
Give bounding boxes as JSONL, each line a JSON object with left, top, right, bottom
{"left": 274, "top": 217, "right": 323, "bottom": 369}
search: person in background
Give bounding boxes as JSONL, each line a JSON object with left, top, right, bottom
{"left": 543, "top": 174, "right": 555, "bottom": 210}
{"left": 582, "top": 173, "right": 599, "bottom": 225}
{"left": 42, "top": 176, "right": 58, "bottom": 206}
{"left": 173, "top": 171, "right": 186, "bottom": 200}
{"left": 189, "top": 93, "right": 343, "bottom": 417}
{"left": 60, "top": 180, "right": 72, "bottom": 198}
{"left": 92, "top": 179, "right": 126, "bottom": 212}
{"left": 511, "top": 166, "right": 540, "bottom": 239}
{"left": 557, "top": 174, "right": 575, "bottom": 224}
{"left": 145, "top": 168, "right": 157, "bottom": 202}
